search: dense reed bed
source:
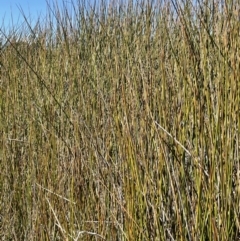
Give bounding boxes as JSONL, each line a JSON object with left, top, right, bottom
{"left": 0, "top": 0, "right": 239, "bottom": 240}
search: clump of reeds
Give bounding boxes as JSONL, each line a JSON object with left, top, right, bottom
{"left": 0, "top": 0, "right": 239, "bottom": 240}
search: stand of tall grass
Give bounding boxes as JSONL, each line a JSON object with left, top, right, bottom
{"left": 0, "top": 0, "right": 239, "bottom": 240}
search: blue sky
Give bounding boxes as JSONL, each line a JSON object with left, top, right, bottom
{"left": 0, "top": 0, "right": 144, "bottom": 32}
{"left": 0, "top": 0, "right": 48, "bottom": 29}
{"left": 0, "top": 0, "right": 88, "bottom": 30}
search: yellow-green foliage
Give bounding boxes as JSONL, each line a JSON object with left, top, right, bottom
{"left": 0, "top": 0, "right": 240, "bottom": 240}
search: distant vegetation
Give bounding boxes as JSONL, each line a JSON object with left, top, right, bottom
{"left": 0, "top": 0, "right": 240, "bottom": 240}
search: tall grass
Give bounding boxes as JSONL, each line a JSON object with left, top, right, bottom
{"left": 0, "top": 0, "right": 239, "bottom": 240}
